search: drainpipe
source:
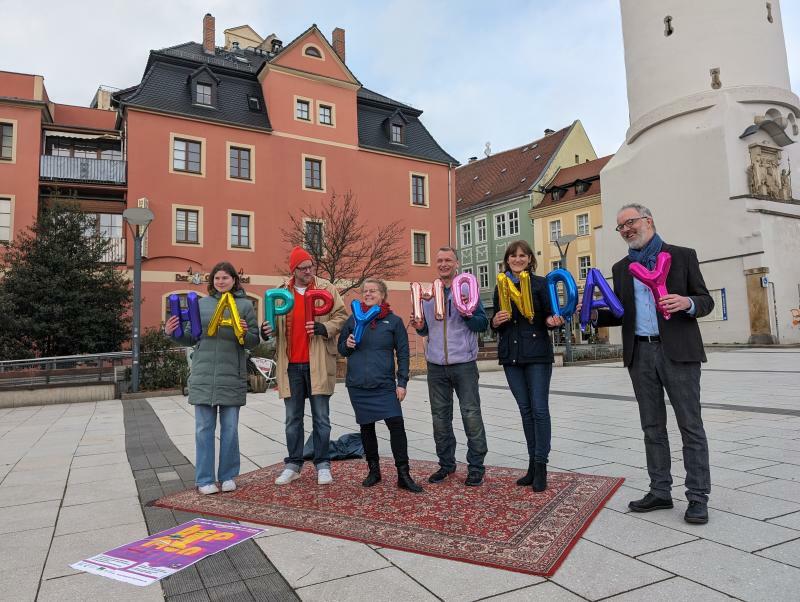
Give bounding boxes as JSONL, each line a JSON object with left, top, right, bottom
{"left": 769, "top": 281, "right": 780, "bottom": 343}
{"left": 447, "top": 163, "right": 453, "bottom": 246}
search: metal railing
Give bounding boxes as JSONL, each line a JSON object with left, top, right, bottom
{"left": 40, "top": 155, "right": 126, "bottom": 185}
{"left": 0, "top": 352, "right": 132, "bottom": 390}
{"left": 100, "top": 237, "right": 126, "bottom": 263}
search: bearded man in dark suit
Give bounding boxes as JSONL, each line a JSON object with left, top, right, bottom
{"left": 592, "top": 203, "right": 714, "bottom": 524}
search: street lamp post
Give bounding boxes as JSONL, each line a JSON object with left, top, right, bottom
{"left": 123, "top": 205, "right": 154, "bottom": 393}
{"left": 555, "top": 234, "right": 578, "bottom": 364}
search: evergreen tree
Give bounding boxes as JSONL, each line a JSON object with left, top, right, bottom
{"left": 0, "top": 201, "right": 131, "bottom": 357}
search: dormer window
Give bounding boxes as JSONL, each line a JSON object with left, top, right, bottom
{"left": 575, "top": 181, "right": 590, "bottom": 194}
{"left": 196, "top": 83, "right": 212, "bottom": 106}
{"left": 391, "top": 124, "right": 404, "bottom": 144}
{"left": 551, "top": 188, "right": 564, "bottom": 201}
{"left": 304, "top": 45, "right": 322, "bottom": 58}
{"left": 247, "top": 96, "right": 261, "bottom": 112}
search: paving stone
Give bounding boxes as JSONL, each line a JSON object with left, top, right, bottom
{"left": 70, "top": 451, "right": 129, "bottom": 469}
{"left": 37, "top": 571, "right": 163, "bottom": 601}
{"left": 0, "top": 526, "right": 53, "bottom": 572}
{"left": 767, "top": 511, "right": 800, "bottom": 530}
{"left": 68, "top": 463, "right": 133, "bottom": 485}
{"left": 581, "top": 508, "right": 697, "bottom": 555}
{"left": 483, "top": 582, "right": 585, "bottom": 601}
{"left": 549, "top": 539, "right": 671, "bottom": 600}
{"left": 0, "top": 567, "right": 44, "bottom": 602}
{"left": 740, "top": 478, "right": 800, "bottom": 503}
{"left": 640, "top": 539, "right": 800, "bottom": 601}
{"left": 55, "top": 497, "right": 144, "bottom": 536}
{"left": 378, "top": 546, "right": 543, "bottom": 600}
{"left": 257, "top": 531, "right": 389, "bottom": 588}
{"left": 62, "top": 476, "right": 138, "bottom": 506}
{"left": 43, "top": 521, "right": 149, "bottom": 579}
{"left": 755, "top": 538, "right": 800, "bottom": 569}
{"left": 0, "top": 481, "right": 64, "bottom": 508}
{"left": 245, "top": 574, "right": 300, "bottom": 601}
{"left": 1, "top": 466, "right": 70, "bottom": 486}
{"left": 0, "top": 500, "right": 60, "bottom": 534}
{"left": 605, "top": 576, "right": 733, "bottom": 601}
{"left": 162, "top": 565, "right": 205, "bottom": 598}
{"left": 295, "top": 566, "right": 436, "bottom": 601}
{"left": 749, "top": 463, "right": 800, "bottom": 482}
{"left": 707, "top": 484, "right": 800, "bottom": 520}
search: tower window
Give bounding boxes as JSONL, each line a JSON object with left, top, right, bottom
{"left": 766, "top": 2, "right": 773, "bottom": 23}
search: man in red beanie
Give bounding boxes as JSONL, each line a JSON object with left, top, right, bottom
{"left": 261, "top": 247, "right": 347, "bottom": 485}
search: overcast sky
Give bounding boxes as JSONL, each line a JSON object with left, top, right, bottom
{"left": 3, "top": 0, "right": 799, "bottom": 163}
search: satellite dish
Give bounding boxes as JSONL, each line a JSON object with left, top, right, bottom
{"left": 484, "top": 142, "right": 492, "bottom": 157}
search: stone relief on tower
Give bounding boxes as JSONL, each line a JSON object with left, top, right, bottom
{"left": 746, "top": 144, "right": 792, "bottom": 200}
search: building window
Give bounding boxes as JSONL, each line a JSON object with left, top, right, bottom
{"left": 551, "top": 259, "right": 563, "bottom": 271}
{"left": 196, "top": 83, "right": 212, "bottom": 106}
{"left": 391, "top": 124, "right": 403, "bottom": 144}
{"left": 247, "top": 96, "right": 261, "bottom": 111}
{"left": 495, "top": 213, "right": 507, "bottom": 238}
{"left": 411, "top": 174, "right": 426, "bottom": 206}
{"left": 304, "top": 157, "right": 323, "bottom": 190}
{"left": 551, "top": 188, "right": 563, "bottom": 201}
{"left": 229, "top": 146, "right": 251, "bottom": 180}
{"left": 0, "top": 198, "right": 11, "bottom": 241}
{"left": 412, "top": 232, "right": 428, "bottom": 265}
{"left": 496, "top": 261, "right": 504, "bottom": 276}
{"left": 304, "top": 46, "right": 322, "bottom": 58}
{"left": 230, "top": 213, "right": 250, "bottom": 248}
{"left": 176, "top": 209, "right": 199, "bottom": 244}
{"left": 575, "top": 181, "right": 589, "bottom": 194}
{"left": 318, "top": 104, "right": 333, "bottom": 125}
{"left": 173, "top": 138, "right": 201, "bottom": 173}
{"left": 304, "top": 220, "right": 323, "bottom": 255}
{"left": 460, "top": 222, "right": 472, "bottom": 247}
{"left": 577, "top": 213, "right": 590, "bottom": 236}
{"left": 508, "top": 209, "right": 519, "bottom": 236}
{"left": 478, "top": 265, "right": 489, "bottom": 289}
{"left": 1, "top": 123, "right": 15, "bottom": 160}
{"left": 549, "top": 219, "right": 562, "bottom": 242}
{"left": 476, "top": 217, "right": 487, "bottom": 243}
{"left": 578, "top": 255, "right": 591, "bottom": 280}
{"left": 462, "top": 266, "right": 473, "bottom": 274}
{"left": 296, "top": 99, "right": 310, "bottom": 121}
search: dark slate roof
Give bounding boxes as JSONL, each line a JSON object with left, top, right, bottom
{"left": 153, "top": 41, "right": 271, "bottom": 74}
{"left": 455, "top": 125, "right": 572, "bottom": 213}
{"left": 116, "top": 59, "right": 270, "bottom": 131}
{"left": 357, "top": 87, "right": 419, "bottom": 114}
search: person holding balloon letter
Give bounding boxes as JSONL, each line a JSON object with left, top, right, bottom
{"left": 338, "top": 279, "right": 423, "bottom": 493}
{"left": 491, "top": 241, "right": 564, "bottom": 492}
{"left": 410, "top": 246, "right": 489, "bottom": 487}
{"left": 591, "top": 204, "right": 714, "bottom": 524}
{"left": 260, "top": 246, "right": 347, "bottom": 486}
{"left": 165, "top": 262, "right": 260, "bottom": 495}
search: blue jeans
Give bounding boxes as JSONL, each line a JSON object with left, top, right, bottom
{"left": 427, "top": 361, "right": 488, "bottom": 474}
{"left": 195, "top": 404, "right": 240, "bottom": 486}
{"left": 285, "top": 363, "right": 331, "bottom": 471}
{"left": 503, "top": 363, "right": 552, "bottom": 464}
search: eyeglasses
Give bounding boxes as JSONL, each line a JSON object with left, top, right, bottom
{"left": 615, "top": 216, "right": 649, "bottom": 232}
{"left": 295, "top": 265, "right": 314, "bottom": 272}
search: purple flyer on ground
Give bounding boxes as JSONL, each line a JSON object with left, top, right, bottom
{"left": 71, "top": 518, "right": 265, "bottom": 586}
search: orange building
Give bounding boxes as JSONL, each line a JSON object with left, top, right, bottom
{"left": 0, "top": 15, "right": 457, "bottom": 333}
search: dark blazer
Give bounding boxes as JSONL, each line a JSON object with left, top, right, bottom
{"left": 596, "top": 243, "right": 714, "bottom": 366}
{"left": 337, "top": 312, "right": 409, "bottom": 389}
{"left": 491, "top": 274, "right": 555, "bottom": 365}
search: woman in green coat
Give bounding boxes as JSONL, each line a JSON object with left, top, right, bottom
{"left": 165, "top": 261, "right": 260, "bottom": 494}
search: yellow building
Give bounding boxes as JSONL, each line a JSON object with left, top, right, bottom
{"left": 529, "top": 154, "right": 613, "bottom": 342}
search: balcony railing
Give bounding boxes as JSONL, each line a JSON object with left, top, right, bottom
{"left": 40, "top": 155, "right": 126, "bottom": 185}
{"left": 100, "top": 237, "right": 126, "bottom": 263}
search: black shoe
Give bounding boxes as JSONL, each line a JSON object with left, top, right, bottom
{"left": 628, "top": 493, "right": 674, "bottom": 513}
{"left": 532, "top": 462, "right": 547, "bottom": 492}
{"left": 684, "top": 501, "right": 709, "bottom": 524}
{"left": 428, "top": 467, "right": 454, "bottom": 483}
{"left": 397, "top": 464, "right": 424, "bottom": 493}
{"left": 362, "top": 460, "right": 381, "bottom": 487}
{"left": 516, "top": 459, "right": 535, "bottom": 486}
{"left": 465, "top": 471, "right": 484, "bottom": 487}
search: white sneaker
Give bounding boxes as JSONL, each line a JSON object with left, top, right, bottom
{"left": 275, "top": 468, "right": 301, "bottom": 485}
{"left": 221, "top": 479, "right": 236, "bottom": 492}
{"left": 198, "top": 484, "right": 219, "bottom": 495}
{"left": 317, "top": 468, "right": 333, "bottom": 485}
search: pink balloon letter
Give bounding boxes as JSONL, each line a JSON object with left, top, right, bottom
{"left": 628, "top": 251, "right": 672, "bottom": 320}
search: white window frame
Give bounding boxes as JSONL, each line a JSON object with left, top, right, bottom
{"left": 227, "top": 209, "right": 255, "bottom": 252}
{"left": 578, "top": 255, "right": 592, "bottom": 280}
{"left": 477, "top": 264, "right": 489, "bottom": 290}
{"left": 0, "top": 195, "right": 14, "bottom": 242}
{"left": 576, "top": 213, "right": 590, "bottom": 236}
{"left": 507, "top": 209, "right": 519, "bottom": 236}
{"left": 495, "top": 213, "right": 507, "bottom": 238}
{"left": 549, "top": 219, "right": 562, "bottom": 242}
{"left": 411, "top": 230, "right": 430, "bottom": 266}
{"left": 496, "top": 261, "right": 505, "bottom": 276}
{"left": 475, "top": 216, "right": 487, "bottom": 243}
{"left": 460, "top": 222, "right": 472, "bottom": 247}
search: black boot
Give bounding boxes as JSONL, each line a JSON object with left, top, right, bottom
{"left": 516, "top": 459, "right": 535, "bottom": 486}
{"left": 532, "top": 462, "right": 547, "bottom": 492}
{"left": 362, "top": 460, "right": 381, "bottom": 487}
{"left": 397, "top": 464, "right": 424, "bottom": 493}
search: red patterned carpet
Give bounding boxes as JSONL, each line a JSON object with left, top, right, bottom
{"left": 154, "top": 459, "right": 623, "bottom": 576}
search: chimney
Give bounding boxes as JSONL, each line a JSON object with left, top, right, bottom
{"left": 468, "top": 156, "right": 478, "bottom": 163}
{"left": 332, "top": 27, "right": 346, "bottom": 62}
{"left": 203, "top": 13, "right": 215, "bottom": 55}
{"left": 544, "top": 128, "right": 555, "bottom": 135}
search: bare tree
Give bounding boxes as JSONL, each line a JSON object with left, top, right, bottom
{"left": 281, "top": 191, "right": 408, "bottom": 296}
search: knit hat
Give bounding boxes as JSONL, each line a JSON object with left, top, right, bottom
{"left": 288, "top": 246, "right": 313, "bottom": 273}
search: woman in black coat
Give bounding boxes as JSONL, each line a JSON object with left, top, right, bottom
{"left": 491, "top": 241, "right": 564, "bottom": 492}
{"left": 338, "top": 278, "right": 423, "bottom": 493}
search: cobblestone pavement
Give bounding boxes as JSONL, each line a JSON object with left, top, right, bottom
{"left": 1, "top": 348, "right": 798, "bottom": 601}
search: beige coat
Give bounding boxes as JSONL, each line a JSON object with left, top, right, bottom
{"left": 273, "top": 276, "right": 348, "bottom": 399}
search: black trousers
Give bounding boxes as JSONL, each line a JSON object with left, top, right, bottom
{"left": 360, "top": 416, "right": 409, "bottom": 467}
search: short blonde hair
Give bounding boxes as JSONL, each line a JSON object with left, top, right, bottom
{"left": 362, "top": 278, "right": 388, "bottom": 299}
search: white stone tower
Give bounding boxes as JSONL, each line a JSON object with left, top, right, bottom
{"left": 601, "top": 0, "right": 800, "bottom": 344}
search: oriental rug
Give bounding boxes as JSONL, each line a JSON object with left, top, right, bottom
{"left": 154, "top": 459, "right": 623, "bottom": 576}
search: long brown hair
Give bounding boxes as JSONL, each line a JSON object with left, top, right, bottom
{"left": 207, "top": 261, "right": 242, "bottom": 294}
{"left": 502, "top": 240, "right": 537, "bottom": 274}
